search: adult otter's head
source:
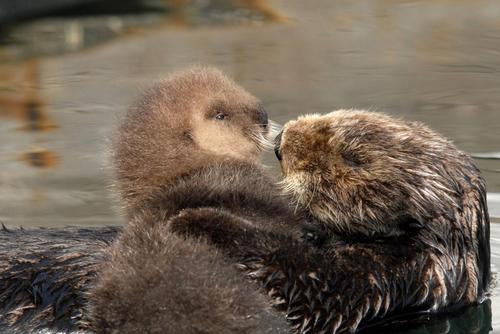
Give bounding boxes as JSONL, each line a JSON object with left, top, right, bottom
{"left": 275, "top": 109, "right": 483, "bottom": 238}
{"left": 113, "top": 67, "right": 271, "bottom": 211}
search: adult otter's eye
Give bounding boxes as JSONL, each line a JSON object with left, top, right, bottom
{"left": 215, "top": 113, "right": 227, "bottom": 121}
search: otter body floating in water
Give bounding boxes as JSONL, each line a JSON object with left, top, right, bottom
{"left": 176, "top": 110, "right": 490, "bottom": 333}
{"left": 274, "top": 110, "right": 490, "bottom": 331}
{"left": 276, "top": 110, "right": 490, "bottom": 303}
{"left": 0, "top": 72, "right": 490, "bottom": 334}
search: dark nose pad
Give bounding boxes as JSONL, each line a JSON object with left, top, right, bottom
{"left": 274, "top": 131, "right": 283, "bottom": 161}
{"left": 258, "top": 106, "right": 268, "bottom": 129}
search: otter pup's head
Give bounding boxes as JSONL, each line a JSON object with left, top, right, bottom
{"left": 113, "top": 67, "right": 271, "bottom": 211}
{"left": 275, "top": 110, "right": 478, "bottom": 238}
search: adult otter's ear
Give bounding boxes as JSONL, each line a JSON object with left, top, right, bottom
{"left": 399, "top": 216, "right": 425, "bottom": 233}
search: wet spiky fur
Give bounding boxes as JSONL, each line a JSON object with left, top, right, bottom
{"left": 271, "top": 110, "right": 489, "bottom": 332}
{"left": 277, "top": 110, "right": 490, "bottom": 301}
{"left": 0, "top": 225, "right": 119, "bottom": 332}
{"left": 174, "top": 110, "right": 490, "bottom": 333}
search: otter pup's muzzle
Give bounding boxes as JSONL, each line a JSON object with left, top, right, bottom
{"left": 259, "top": 106, "right": 269, "bottom": 130}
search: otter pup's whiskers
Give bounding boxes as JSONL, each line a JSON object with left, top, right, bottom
{"left": 249, "top": 131, "right": 274, "bottom": 151}
{"left": 247, "top": 120, "right": 281, "bottom": 152}
{"left": 268, "top": 120, "right": 282, "bottom": 138}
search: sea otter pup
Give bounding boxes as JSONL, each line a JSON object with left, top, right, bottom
{"left": 86, "top": 66, "right": 303, "bottom": 333}
{"left": 174, "top": 110, "right": 490, "bottom": 333}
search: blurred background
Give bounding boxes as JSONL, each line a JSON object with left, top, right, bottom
{"left": 0, "top": 1, "right": 499, "bottom": 332}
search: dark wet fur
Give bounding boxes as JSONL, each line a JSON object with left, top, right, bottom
{"left": 169, "top": 201, "right": 489, "bottom": 333}
{"left": 0, "top": 225, "right": 119, "bottom": 332}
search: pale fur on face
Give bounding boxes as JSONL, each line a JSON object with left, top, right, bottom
{"left": 113, "top": 66, "right": 272, "bottom": 213}
{"left": 191, "top": 109, "right": 262, "bottom": 162}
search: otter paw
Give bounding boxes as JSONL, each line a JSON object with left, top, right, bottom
{"left": 168, "top": 208, "right": 254, "bottom": 250}
{"left": 300, "top": 223, "right": 329, "bottom": 248}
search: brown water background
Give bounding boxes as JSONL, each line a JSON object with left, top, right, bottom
{"left": 0, "top": 0, "right": 500, "bottom": 332}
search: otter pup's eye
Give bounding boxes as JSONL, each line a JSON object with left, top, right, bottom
{"left": 215, "top": 113, "right": 227, "bottom": 121}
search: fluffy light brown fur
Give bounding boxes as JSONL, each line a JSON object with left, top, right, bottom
{"left": 89, "top": 215, "right": 289, "bottom": 334}
{"left": 87, "top": 66, "right": 298, "bottom": 334}
{"left": 113, "top": 66, "right": 271, "bottom": 213}
{"left": 0, "top": 66, "right": 296, "bottom": 334}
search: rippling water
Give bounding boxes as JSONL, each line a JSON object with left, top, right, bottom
{"left": 0, "top": 0, "right": 499, "bottom": 332}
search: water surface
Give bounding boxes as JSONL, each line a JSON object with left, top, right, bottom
{"left": 0, "top": 0, "right": 499, "bottom": 332}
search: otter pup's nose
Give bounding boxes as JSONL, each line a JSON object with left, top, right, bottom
{"left": 274, "top": 131, "right": 283, "bottom": 161}
{"left": 259, "top": 106, "right": 268, "bottom": 129}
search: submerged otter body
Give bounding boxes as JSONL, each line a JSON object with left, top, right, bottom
{"left": 0, "top": 225, "right": 119, "bottom": 332}
{"left": 177, "top": 110, "right": 490, "bottom": 333}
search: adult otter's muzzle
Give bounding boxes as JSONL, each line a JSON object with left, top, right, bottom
{"left": 274, "top": 130, "right": 282, "bottom": 161}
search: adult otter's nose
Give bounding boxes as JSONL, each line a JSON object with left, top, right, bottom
{"left": 274, "top": 131, "right": 283, "bottom": 161}
{"left": 259, "top": 106, "right": 268, "bottom": 129}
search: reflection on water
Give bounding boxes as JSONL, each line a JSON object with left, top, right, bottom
{"left": 0, "top": 0, "right": 500, "bottom": 333}
{"left": 378, "top": 301, "right": 493, "bottom": 334}
{"left": 0, "top": 60, "right": 58, "bottom": 132}
{"left": 0, "top": 0, "right": 283, "bottom": 60}
{"left": 19, "top": 148, "right": 59, "bottom": 169}
{"left": 414, "top": 301, "right": 492, "bottom": 334}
